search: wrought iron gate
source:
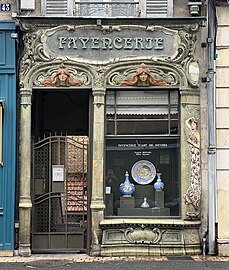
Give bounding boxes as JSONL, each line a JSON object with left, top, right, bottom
{"left": 31, "top": 135, "right": 88, "bottom": 252}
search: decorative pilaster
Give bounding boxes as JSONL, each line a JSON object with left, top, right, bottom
{"left": 18, "top": 88, "right": 32, "bottom": 256}
{"left": 180, "top": 88, "right": 200, "bottom": 220}
{"left": 90, "top": 79, "right": 106, "bottom": 256}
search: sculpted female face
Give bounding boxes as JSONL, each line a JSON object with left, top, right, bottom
{"left": 191, "top": 120, "right": 197, "bottom": 130}
{"left": 59, "top": 71, "right": 68, "bottom": 83}
{"left": 139, "top": 71, "right": 148, "bottom": 83}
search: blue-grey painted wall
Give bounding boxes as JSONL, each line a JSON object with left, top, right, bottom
{"left": 0, "top": 21, "right": 16, "bottom": 251}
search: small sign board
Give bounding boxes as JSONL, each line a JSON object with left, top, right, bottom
{"left": 106, "top": 186, "right": 111, "bottom": 194}
{"left": 0, "top": 4, "right": 11, "bottom": 12}
{"left": 52, "top": 165, "right": 64, "bottom": 182}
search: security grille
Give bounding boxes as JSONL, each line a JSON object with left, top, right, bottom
{"left": 31, "top": 135, "right": 88, "bottom": 252}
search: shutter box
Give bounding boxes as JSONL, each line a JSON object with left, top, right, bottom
{"left": 20, "top": 0, "right": 35, "bottom": 10}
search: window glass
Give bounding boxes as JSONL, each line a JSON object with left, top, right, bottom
{"left": 105, "top": 90, "right": 180, "bottom": 218}
{"left": 105, "top": 138, "right": 180, "bottom": 217}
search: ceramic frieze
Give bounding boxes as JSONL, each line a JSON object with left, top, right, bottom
{"left": 106, "top": 62, "right": 185, "bottom": 88}
{"left": 183, "top": 106, "right": 201, "bottom": 220}
{"left": 34, "top": 63, "right": 91, "bottom": 87}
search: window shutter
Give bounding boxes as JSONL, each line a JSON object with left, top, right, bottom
{"left": 43, "top": 0, "right": 73, "bottom": 16}
{"left": 145, "top": 0, "right": 173, "bottom": 17}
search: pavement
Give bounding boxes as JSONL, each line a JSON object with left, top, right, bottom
{"left": 1, "top": 254, "right": 229, "bottom": 270}
{"left": 0, "top": 253, "right": 229, "bottom": 263}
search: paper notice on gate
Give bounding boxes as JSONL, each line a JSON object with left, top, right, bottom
{"left": 52, "top": 165, "right": 64, "bottom": 182}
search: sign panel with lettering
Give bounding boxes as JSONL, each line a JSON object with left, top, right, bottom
{"left": 43, "top": 26, "right": 180, "bottom": 63}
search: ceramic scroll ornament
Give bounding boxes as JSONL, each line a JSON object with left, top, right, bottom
{"left": 44, "top": 63, "right": 81, "bottom": 87}
{"left": 120, "top": 171, "right": 135, "bottom": 197}
{"left": 183, "top": 117, "right": 201, "bottom": 219}
{"left": 120, "top": 63, "right": 167, "bottom": 87}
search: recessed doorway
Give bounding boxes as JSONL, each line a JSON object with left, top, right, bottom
{"left": 31, "top": 89, "right": 91, "bottom": 253}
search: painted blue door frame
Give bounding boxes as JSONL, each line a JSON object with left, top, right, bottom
{"left": 0, "top": 21, "right": 16, "bottom": 252}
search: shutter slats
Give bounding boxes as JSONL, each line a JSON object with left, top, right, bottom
{"left": 146, "top": 0, "right": 168, "bottom": 16}
{"left": 43, "top": 0, "right": 171, "bottom": 17}
{"left": 46, "top": 0, "right": 68, "bottom": 15}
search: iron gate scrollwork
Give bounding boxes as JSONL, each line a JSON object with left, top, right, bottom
{"left": 31, "top": 135, "right": 88, "bottom": 252}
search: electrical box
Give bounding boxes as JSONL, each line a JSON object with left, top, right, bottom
{"left": 20, "top": 0, "right": 35, "bottom": 10}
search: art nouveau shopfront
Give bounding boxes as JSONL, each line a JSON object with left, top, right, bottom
{"left": 18, "top": 18, "right": 206, "bottom": 256}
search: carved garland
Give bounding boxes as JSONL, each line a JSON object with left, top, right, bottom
{"left": 121, "top": 226, "right": 165, "bottom": 244}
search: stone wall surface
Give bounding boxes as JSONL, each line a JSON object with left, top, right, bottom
{"left": 216, "top": 5, "right": 229, "bottom": 257}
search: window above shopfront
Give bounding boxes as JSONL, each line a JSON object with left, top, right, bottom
{"left": 41, "top": 0, "right": 173, "bottom": 17}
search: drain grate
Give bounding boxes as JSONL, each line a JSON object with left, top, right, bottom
{"left": 26, "top": 259, "right": 72, "bottom": 268}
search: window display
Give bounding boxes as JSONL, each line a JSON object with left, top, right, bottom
{"left": 105, "top": 90, "right": 180, "bottom": 217}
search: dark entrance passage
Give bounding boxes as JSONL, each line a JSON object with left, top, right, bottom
{"left": 31, "top": 89, "right": 90, "bottom": 253}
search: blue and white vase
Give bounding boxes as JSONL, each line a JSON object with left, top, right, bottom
{"left": 120, "top": 171, "right": 135, "bottom": 197}
{"left": 154, "top": 173, "right": 164, "bottom": 191}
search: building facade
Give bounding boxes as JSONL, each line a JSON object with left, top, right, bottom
{"left": 216, "top": 0, "right": 229, "bottom": 257}
{"left": 0, "top": 0, "right": 212, "bottom": 257}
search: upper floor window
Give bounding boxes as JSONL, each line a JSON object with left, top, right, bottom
{"left": 42, "top": 0, "right": 173, "bottom": 17}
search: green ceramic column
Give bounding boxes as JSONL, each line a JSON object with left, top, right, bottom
{"left": 18, "top": 88, "right": 32, "bottom": 256}
{"left": 90, "top": 86, "right": 106, "bottom": 255}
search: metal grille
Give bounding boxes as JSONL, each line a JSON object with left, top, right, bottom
{"left": 75, "top": 1, "right": 139, "bottom": 17}
{"left": 32, "top": 135, "right": 88, "bottom": 251}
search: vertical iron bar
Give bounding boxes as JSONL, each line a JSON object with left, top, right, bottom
{"left": 48, "top": 136, "right": 52, "bottom": 248}
{"left": 65, "top": 135, "right": 68, "bottom": 248}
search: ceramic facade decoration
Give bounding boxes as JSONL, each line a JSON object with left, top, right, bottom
{"left": 43, "top": 63, "right": 82, "bottom": 87}
{"left": 120, "top": 63, "right": 167, "bottom": 87}
{"left": 183, "top": 117, "right": 201, "bottom": 218}
{"left": 122, "top": 226, "right": 164, "bottom": 244}
{"left": 154, "top": 173, "right": 164, "bottom": 191}
{"left": 18, "top": 20, "right": 203, "bottom": 256}
{"left": 119, "top": 171, "right": 135, "bottom": 197}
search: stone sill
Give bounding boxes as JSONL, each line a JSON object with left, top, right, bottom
{"left": 100, "top": 219, "right": 201, "bottom": 228}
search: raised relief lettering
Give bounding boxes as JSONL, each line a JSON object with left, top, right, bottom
{"left": 91, "top": 37, "right": 100, "bottom": 49}
{"left": 134, "top": 38, "right": 144, "bottom": 50}
{"left": 68, "top": 37, "right": 78, "bottom": 49}
{"left": 57, "top": 36, "right": 166, "bottom": 51}
{"left": 101, "top": 38, "right": 113, "bottom": 50}
{"left": 155, "top": 38, "right": 164, "bottom": 50}
{"left": 123, "top": 38, "right": 133, "bottom": 49}
{"left": 79, "top": 37, "right": 89, "bottom": 49}
{"left": 113, "top": 37, "right": 123, "bottom": 49}
{"left": 59, "top": 37, "right": 67, "bottom": 49}
{"left": 145, "top": 38, "right": 154, "bottom": 50}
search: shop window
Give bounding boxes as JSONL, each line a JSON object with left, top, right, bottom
{"left": 105, "top": 90, "right": 180, "bottom": 217}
